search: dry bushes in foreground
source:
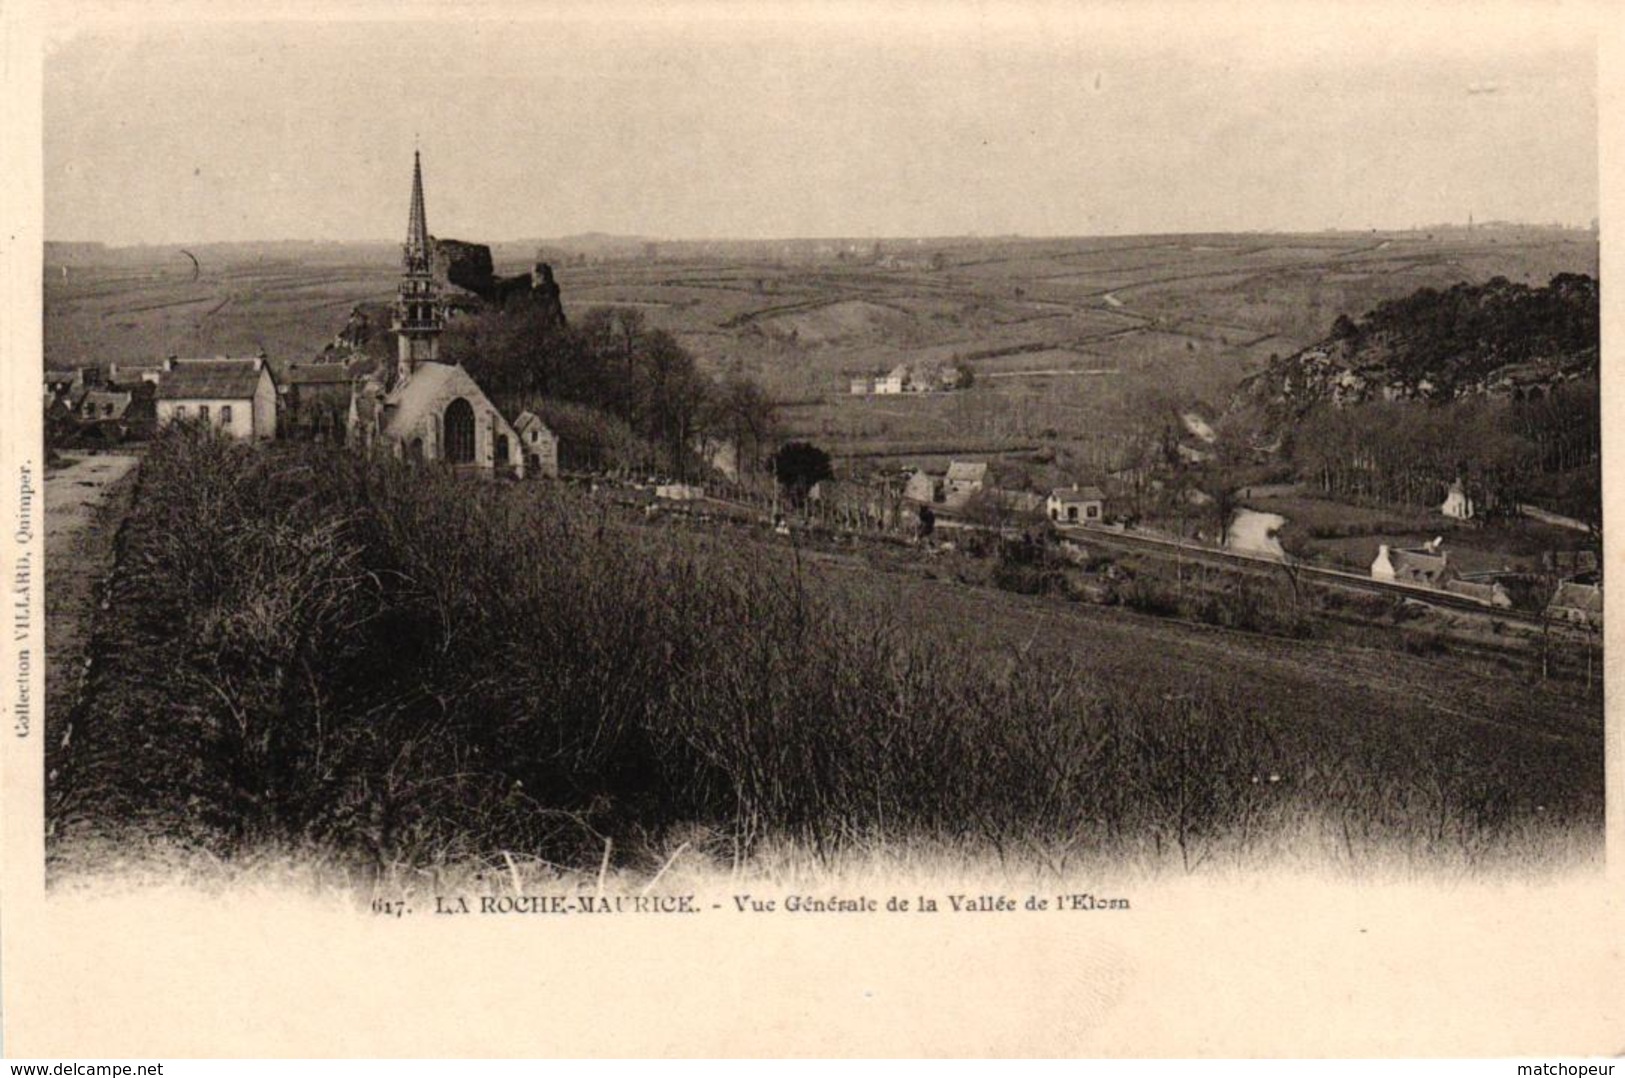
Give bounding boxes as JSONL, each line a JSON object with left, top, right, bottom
{"left": 50, "top": 426, "right": 1602, "bottom": 875}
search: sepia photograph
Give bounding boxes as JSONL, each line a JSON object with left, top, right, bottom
{"left": 2, "top": 0, "right": 1619, "bottom": 1059}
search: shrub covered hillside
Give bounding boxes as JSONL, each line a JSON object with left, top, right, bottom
{"left": 1242, "top": 273, "right": 1598, "bottom": 408}
{"left": 50, "top": 426, "right": 1602, "bottom": 875}
{"left": 1227, "top": 274, "right": 1601, "bottom": 523}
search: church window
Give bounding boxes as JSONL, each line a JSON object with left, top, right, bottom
{"left": 444, "top": 398, "right": 476, "bottom": 463}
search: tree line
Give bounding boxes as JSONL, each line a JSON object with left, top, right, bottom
{"left": 440, "top": 297, "right": 778, "bottom": 480}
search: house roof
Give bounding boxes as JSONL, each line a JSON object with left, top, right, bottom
{"left": 1050, "top": 486, "right": 1105, "bottom": 503}
{"left": 886, "top": 364, "right": 910, "bottom": 380}
{"left": 44, "top": 369, "right": 79, "bottom": 384}
{"left": 514, "top": 411, "right": 554, "bottom": 436}
{"left": 108, "top": 362, "right": 166, "bottom": 385}
{"left": 1388, "top": 547, "right": 1448, "bottom": 575}
{"left": 1444, "top": 579, "right": 1504, "bottom": 604}
{"left": 157, "top": 359, "right": 267, "bottom": 400}
{"left": 946, "top": 461, "right": 987, "bottom": 483}
{"left": 1549, "top": 581, "right": 1603, "bottom": 614}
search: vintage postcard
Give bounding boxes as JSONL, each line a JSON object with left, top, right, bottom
{"left": 2, "top": 0, "right": 1620, "bottom": 1058}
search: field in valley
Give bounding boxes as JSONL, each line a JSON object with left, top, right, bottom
{"left": 47, "top": 226, "right": 1598, "bottom": 475}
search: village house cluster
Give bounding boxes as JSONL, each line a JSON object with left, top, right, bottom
{"left": 848, "top": 362, "right": 965, "bottom": 396}
{"left": 45, "top": 153, "right": 562, "bottom": 481}
{"left": 1370, "top": 536, "right": 1601, "bottom": 626}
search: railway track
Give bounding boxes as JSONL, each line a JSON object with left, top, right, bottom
{"left": 1054, "top": 522, "right": 1557, "bottom": 627}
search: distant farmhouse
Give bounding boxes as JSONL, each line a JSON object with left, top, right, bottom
{"left": 1047, "top": 485, "right": 1105, "bottom": 525}
{"left": 1441, "top": 479, "right": 1474, "bottom": 520}
{"left": 1371, "top": 538, "right": 1513, "bottom": 607}
{"left": 348, "top": 152, "right": 525, "bottom": 477}
{"left": 903, "top": 459, "right": 987, "bottom": 509}
{"left": 1371, "top": 540, "right": 1451, "bottom": 587}
{"left": 850, "top": 362, "right": 965, "bottom": 396}
{"left": 1546, "top": 580, "right": 1602, "bottom": 629}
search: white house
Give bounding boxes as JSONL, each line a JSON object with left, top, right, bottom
{"left": 155, "top": 356, "right": 278, "bottom": 440}
{"left": 1441, "top": 479, "right": 1474, "bottom": 520}
{"left": 513, "top": 411, "right": 561, "bottom": 478}
{"left": 1372, "top": 540, "right": 1452, "bottom": 587}
{"left": 875, "top": 364, "right": 910, "bottom": 395}
{"left": 1047, "top": 485, "right": 1105, "bottom": 524}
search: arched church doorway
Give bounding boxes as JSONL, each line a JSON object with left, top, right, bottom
{"left": 444, "top": 398, "right": 476, "bottom": 464}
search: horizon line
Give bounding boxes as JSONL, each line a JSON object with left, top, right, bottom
{"left": 42, "top": 220, "right": 1602, "bottom": 251}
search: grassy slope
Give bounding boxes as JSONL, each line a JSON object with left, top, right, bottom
{"left": 46, "top": 431, "right": 1601, "bottom": 887}
{"left": 804, "top": 551, "right": 1598, "bottom": 750}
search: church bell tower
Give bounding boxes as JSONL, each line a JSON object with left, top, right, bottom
{"left": 392, "top": 150, "right": 442, "bottom": 383}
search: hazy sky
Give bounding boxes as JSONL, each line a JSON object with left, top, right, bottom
{"left": 42, "top": 1, "right": 1602, "bottom": 244}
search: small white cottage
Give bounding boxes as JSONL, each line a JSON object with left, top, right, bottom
{"left": 1441, "top": 479, "right": 1474, "bottom": 520}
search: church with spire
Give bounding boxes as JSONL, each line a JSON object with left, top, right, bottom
{"left": 349, "top": 151, "right": 529, "bottom": 476}
{"left": 394, "top": 149, "right": 443, "bottom": 379}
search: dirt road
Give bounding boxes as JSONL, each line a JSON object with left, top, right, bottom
{"left": 45, "top": 453, "right": 139, "bottom": 733}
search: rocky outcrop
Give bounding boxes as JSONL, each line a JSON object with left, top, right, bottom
{"left": 430, "top": 239, "right": 566, "bottom": 325}
{"left": 1237, "top": 273, "right": 1599, "bottom": 413}
{"left": 431, "top": 238, "right": 498, "bottom": 299}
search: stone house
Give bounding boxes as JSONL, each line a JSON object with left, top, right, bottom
{"left": 79, "top": 389, "right": 132, "bottom": 423}
{"left": 282, "top": 363, "right": 356, "bottom": 442}
{"left": 1371, "top": 540, "right": 1453, "bottom": 587}
{"left": 514, "top": 411, "right": 561, "bottom": 478}
{"left": 155, "top": 356, "right": 279, "bottom": 440}
{"left": 1546, "top": 580, "right": 1602, "bottom": 629}
{"left": 944, "top": 460, "right": 988, "bottom": 501}
{"left": 903, "top": 467, "right": 946, "bottom": 504}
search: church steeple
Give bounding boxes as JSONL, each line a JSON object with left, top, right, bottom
{"left": 393, "top": 149, "right": 442, "bottom": 383}
{"left": 403, "top": 149, "right": 431, "bottom": 274}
